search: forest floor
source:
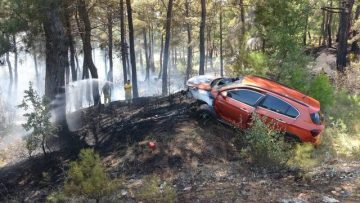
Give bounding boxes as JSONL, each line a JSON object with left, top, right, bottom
{"left": 0, "top": 91, "right": 360, "bottom": 202}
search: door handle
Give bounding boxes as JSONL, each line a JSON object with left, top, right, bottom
{"left": 240, "top": 107, "right": 249, "bottom": 113}
{"left": 275, "top": 118, "right": 286, "bottom": 123}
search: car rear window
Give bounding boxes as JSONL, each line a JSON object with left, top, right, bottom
{"left": 228, "top": 89, "right": 264, "bottom": 106}
{"left": 260, "top": 95, "right": 299, "bottom": 118}
{"left": 260, "top": 95, "right": 289, "bottom": 114}
{"left": 286, "top": 106, "right": 299, "bottom": 118}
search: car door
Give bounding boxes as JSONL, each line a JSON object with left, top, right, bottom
{"left": 215, "top": 89, "right": 264, "bottom": 128}
{"left": 255, "top": 95, "right": 297, "bottom": 132}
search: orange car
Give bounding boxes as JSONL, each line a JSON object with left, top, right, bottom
{"left": 187, "top": 75, "right": 324, "bottom": 144}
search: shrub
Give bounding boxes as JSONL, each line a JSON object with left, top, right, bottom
{"left": 63, "top": 149, "right": 118, "bottom": 203}
{"left": 135, "top": 175, "right": 177, "bottom": 203}
{"left": 287, "top": 143, "right": 318, "bottom": 171}
{"left": 243, "top": 115, "right": 292, "bottom": 170}
{"left": 307, "top": 73, "right": 334, "bottom": 110}
{"left": 18, "top": 82, "right": 58, "bottom": 156}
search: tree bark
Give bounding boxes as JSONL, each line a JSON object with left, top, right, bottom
{"left": 65, "top": 10, "right": 77, "bottom": 82}
{"left": 12, "top": 35, "right": 18, "bottom": 86}
{"left": 43, "top": 0, "right": 69, "bottom": 129}
{"left": 199, "top": 0, "right": 206, "bottom": 75}
{"left": 303, "top": 14, "right": 309, "bottom": 46}
{"left": 321, "top": 9, "right": 327, "bottom": 46}
{"left": 143, "top": 28, "right": 150, "bottom": 80}
{"left": 162, "top": 0, "right": 174, "bottom": 95}
{"left": 5, "top": 50, "right": 13, "bottom": 85}
{"left": 220, "top": 8, "right": 224, "bottom": 77}
{"left": 107, "top": 8, "right": 113, "bottom": 82}
{"left": 5, "top": 35, "right": 13, "bottom": 86}
{"left": 184, "top": 0, "right": 193, "bottom": 85}
{"left": 126, "top": 0, "right": 139, "bottom": 98}
{"left": 77, "top": 0, "right": 100, "bottom": 104}
{"left": 149, "top": 26, "right": 156, "bottom": 73}
{"left": 326, "top": 0, "right": 333, "bottom": 47}
{"left": 337, "top": 0, "right": 355, "bottom": 71}
{"left": 239, "top": 0, "right": 245, "bottom": 34}
{"left": 158, "top": 34, "right": 164, "bottom": 79}
{"left": 120, "top": 0, "right": 127, "bottom": 84}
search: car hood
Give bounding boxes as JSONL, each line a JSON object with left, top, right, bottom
{"left": 186, "top": 75, "right": 218, "bottom": 91}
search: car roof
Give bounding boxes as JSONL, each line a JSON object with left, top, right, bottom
{"left": 222, "top": 75, "right": 321, "bottom": 111}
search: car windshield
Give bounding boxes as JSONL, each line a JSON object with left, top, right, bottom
{"left": 219, "top": 77, "right": 244, "bottom": 89}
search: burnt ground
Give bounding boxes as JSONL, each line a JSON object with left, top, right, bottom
{"left": 0, "top": 91, "right": 360, "bottom": 202}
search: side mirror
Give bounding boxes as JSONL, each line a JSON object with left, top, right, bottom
{"left": 220, "top": 91, "right": 228, "bottom": 98}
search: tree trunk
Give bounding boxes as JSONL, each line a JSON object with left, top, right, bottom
{"left": 120, "top": 0, "right": 128, "bottom": 84}
{"left": 199, "top": 0, "right": 206, "bottom": 75}
{"left": 139, "top": 41, "right": 144, "bottom": 72}
{"left": 143, "top": 28, "right": 150, "bottom": 80}
{"left": 43, "top": 0, "right": 69, "bottom": 130}
{"left": 77, "top": 0, "right": 100, "bottom": 105}
{"left": 321, "top": 9, "right": 326, "bottom": 46}
{"left": 149, "top": 26, "right": 156, "bottom": 73}
{"left": 162, "top": 0, "right": 174, "bottom": 95}
{"left": 158, "top": 34, "right": 164, "bottom": 79}
{"left": 337, "top": 0, "right": 355, "bottom": 71}
{"left": 239, "top": 0, "right": 245, "bottom": 23}
{"left": 126, "top": 0, "right": 139, "bottom": 98}
{"left": 107, "top": 8, "right": 113, "bottom": 82}
{"left": 33, "top": 51, "right": 39, "bottom": 82}
{"left": 184, "top": 0, "right": 192, "bottom": 85}
{"left": 65, "top": 10, "right": 77, "bottom": 82}
{"left": 220, "top": 8, "right": 224, "bottom": 77}
{"left": 303, "top": 14, "right": 308, "bottom": 46}
{"left": 351, "top": 5, "right": 360, "bottom": 55}
{"left": 326, "top": 0, "right": 333, "bottom": 47}
{"left": 6, "top": 51, "right": 13, "bottom": 87}
{"left": 12, "top": 35, "right": 18, "bottom": 86}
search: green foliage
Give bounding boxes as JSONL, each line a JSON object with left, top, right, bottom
{"left": 288, "top": 143, "right": 318, "bottom": 170}
{"left": 64, "top": 149, "right": 118, "bottom": 202}
{"left": 233, "top": 51, "right": 269, "bottom": 76}
{"left": 242, "top": 115, "right": 292, "bottom": 170}
{"left": 135, "top": 175, "right": 177, "bottom": 203}
{"left": 307, "top": 73, "right": 334, "bottom": 110}
{"left": 18, "top": 82, "right": 58, "bottom": 156}
{"left": 327, "top": 91, "right": 360, "bottom": 133}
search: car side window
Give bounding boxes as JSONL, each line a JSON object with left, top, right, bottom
{"left": 260, "top": 95, "right": 299, "bottom": 118}
{"left": 228, "top": 89, "right": 264, "bottom": 107}
{"left": 260, "top": 95, "right": 290, "bottom": 115}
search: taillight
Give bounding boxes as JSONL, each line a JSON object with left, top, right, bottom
{"left": 311, "top": 129, "right": 321, "bottom": 137}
